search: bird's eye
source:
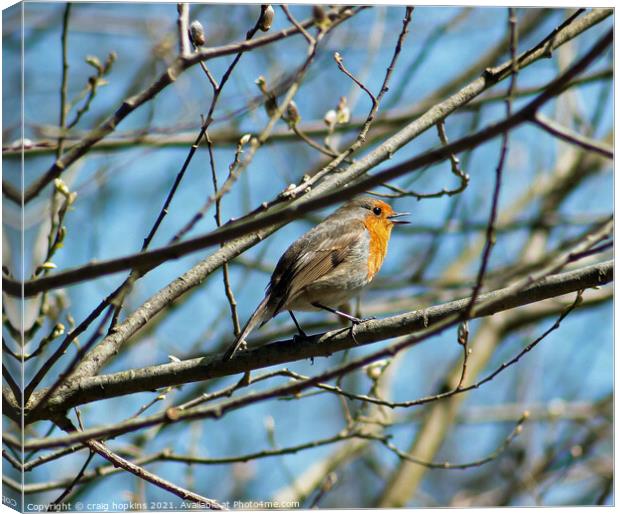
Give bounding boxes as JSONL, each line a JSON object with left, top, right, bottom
{"left": 373, "top": 206, "right": 382, "bottom": 216}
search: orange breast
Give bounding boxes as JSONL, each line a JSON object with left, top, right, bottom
{"left": 363, "top": 216, "right": 392, "bottom": 280}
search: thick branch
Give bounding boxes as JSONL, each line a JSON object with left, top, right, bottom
{"left": 25, "top": 260, "right": 612, "bottom": 423}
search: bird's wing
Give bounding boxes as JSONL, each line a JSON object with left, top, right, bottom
{"left": 267, "top": 218, "right": 366, "bottom": 314}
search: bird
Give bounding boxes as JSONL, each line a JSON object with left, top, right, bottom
{"left": 223, "top": 196, "right": 409, "bottom": 360}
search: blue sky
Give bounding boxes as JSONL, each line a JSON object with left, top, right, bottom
{"left": 2, "top": 3, "right": 613, "bottom": 508}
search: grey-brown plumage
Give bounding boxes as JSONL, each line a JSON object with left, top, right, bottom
{"left": 223, "top": 197, "right": 408, "bottom": 360}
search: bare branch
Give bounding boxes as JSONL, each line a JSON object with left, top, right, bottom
{"left": 177, "top": 3, "right": 190, "bottom": 57}
{"left": 24, "top": 260, "right": 612, "bottom": 426}
{"left": 281, "top": 5, "right": 314, "bottom": 45}
{"left": 56, "top": 3, "right": 72, "bottom": 159}
{"left": 464, "top": 7, "right": 520, "bottom": 319}
{"left": 85, "top": 439, "right": 225, "bottom": 509}
{"left": 372, "top": 119, "right": 470, "bottom": 200}
{"left": 48, "top": 450, "right": 95, "bottom": 508}
{"left": 379, "top": 412, "right": 528, "bottom": 470}
{"left": 333, "top": 52, "right": 378, "bottom": 112}
{"left": 532, "top": 113, "right": 613, "bottom": 159}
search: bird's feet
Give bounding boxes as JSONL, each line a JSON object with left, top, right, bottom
{"left": 289, "top": 310, "right": 309, "bottom": 342}
{"left": 350, "top": 315, "right": 376, "bottom": 325}
{"left": 292, "top": 332, "right": 308, "bottom": 343}
{"left": 350, "top": 323, "right": 360, "bottom": 345}
{"left": 350, "top": 316, "right": 375, "bottom": 344}
{"left": 312, "top": 302, "right": 375, "bottom": 325}
{"left": 223, "top": 339, "right": 248, "bottom": 361}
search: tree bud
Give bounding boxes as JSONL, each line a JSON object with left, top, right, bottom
{"left": 336, "top": 96, "right": 350, "bottom": 124}
{"left": 323, "top": 109, "right": 337, "bottom": 127}
{"left": 259, "top": 5, "right": 275, "bottom": 32}
{"left": 190, "top": 20, "right": 206, "bottom": 46}
{"left": 313, "top": 5, "right": 329, "bottom": 28}
{"left": 286, "top": 100, "right": 301, "bottom": 126}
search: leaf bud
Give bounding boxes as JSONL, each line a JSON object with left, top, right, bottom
{"left": 190, "top": 20, "right": 206, "bottom": 46}
{"left": 259, "top": 5, "right": 275, "bottom": 32}
{"left": 286, "top": 100, "right": 301, "bottom": 126}
{"left": 324, "top": 109, "right": 337, "bottom": 127}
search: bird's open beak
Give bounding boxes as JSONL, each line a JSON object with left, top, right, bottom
{"left": 388, "top": 212, "right": 410, "bottom": 224}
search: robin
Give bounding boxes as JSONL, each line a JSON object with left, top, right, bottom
{"left": 223, "top": 196, "right": 409, "bottom": 360}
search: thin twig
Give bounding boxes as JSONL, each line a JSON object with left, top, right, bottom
{"left": 56, "top": 3, "right": 72, "bottom": 159}
{"left": 463, "top": 8, "right": 519, "bottom": 320}
{"left": 532, "top": 113, "right": 613, "bottom": 159}
{"left": 281, "top": 5, "right": 314, "bottom": 44}
{"left": 163, "top": 430, "right": 370, "bottom": 465}
{"left": 66, "top": 52, "right": 116, "bottom": 131}
{"left": 176, "top": 369, "right": 289, "bottom": 411}
{"left": 87, "top": 439, "right": 225, "bottom": 509}
{"left": 379, "top": 412, "right": 528, "bottom": 469}
{"left": 385, "top": 8, "right": 472, "bottom": 108}
{"left": 567, "top": 240, "right": 612, "bottom": 262}
{"left": 435, "top": 119, "right": 470, "bottom": 194}
{"left": 47, "top": 451, "right": 95, "bottom": 509}
{"left": 205, "top": 128, "right": 241, "bottom": 336}
{"left": 464, "top": 291, "right": 584, "bottom": 392}
{"left": 455, "top": 321, "right": 469, "bottom": 389}
{"left": 292, "top": 125, "right": 340, "bottom": 158}
{"left": 333, "top": 52, "right": 378, "bottom": 111}
{"left": 198, "top": 61, "right": 220, "bottom": 90}
{"left": 170, "top": 132, "right": 249, "bottom": 243}
{"left": 283, "top": 7, "right": 414, "bottom": 200}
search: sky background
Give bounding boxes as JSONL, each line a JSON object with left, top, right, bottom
{"left": 2, "top": 2, "right": 614, "bottom": 509}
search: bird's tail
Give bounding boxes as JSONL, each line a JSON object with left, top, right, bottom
{"left": 223, "top": 295, "right": 272, "bottom": 360}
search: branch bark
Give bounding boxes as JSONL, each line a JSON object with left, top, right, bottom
{"left": 22, "top": 260, "right": 612, "bottom": 423}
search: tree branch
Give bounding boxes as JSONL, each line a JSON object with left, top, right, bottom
{"left": 25, "top": 260, "right": 612, "bottom": 424}
{"left": 176, "top": 3, "right": 190, "bottom": 57}
{"left": 85, "top": 439, "right": 225, "bottom": 509}
{"left": 532, "top": 113, "right": 613, "bottom": 159}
